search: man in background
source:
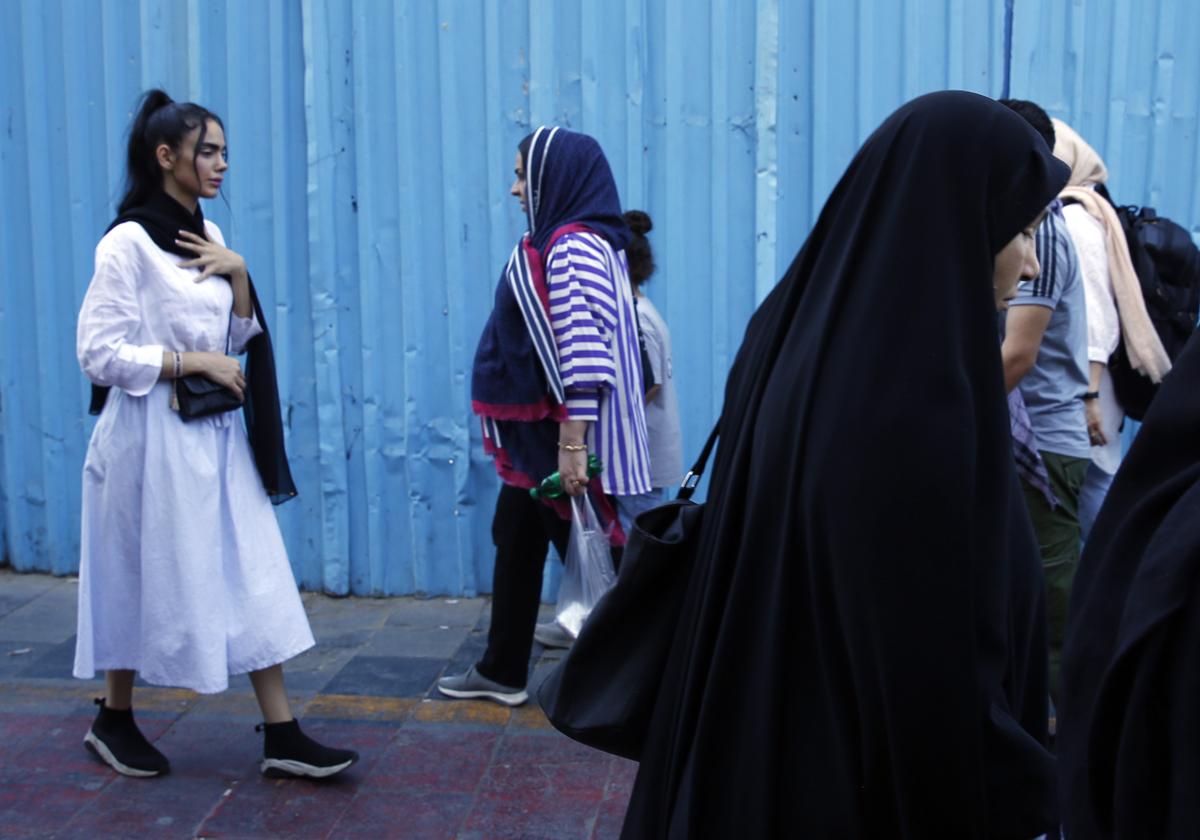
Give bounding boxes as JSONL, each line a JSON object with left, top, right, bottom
{"left": 1000, "top": 98, "right": 1092, "bottom": 700}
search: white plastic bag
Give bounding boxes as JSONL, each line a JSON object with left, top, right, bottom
{"left": 554, "top": 495, "right": 617, "bottom": 638}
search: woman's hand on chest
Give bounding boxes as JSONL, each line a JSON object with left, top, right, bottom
{"left": 175, "top": 230, "right": 247, "bottom": 282}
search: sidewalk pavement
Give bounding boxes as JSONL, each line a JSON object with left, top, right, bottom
{"left": 0, "top": 569, "right": 635, "bottom": 839}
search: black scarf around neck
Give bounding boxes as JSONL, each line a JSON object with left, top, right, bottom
{"left": 89, "top": 190, "right": 297, "bottom": 504}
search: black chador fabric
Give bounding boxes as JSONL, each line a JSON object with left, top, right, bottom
{"left": 1058, "top": 330, "right": 1200, "bottom": 840}
{"left": 89, "top": 189, "right": 297, "bottom": 503}
{"left": 620, "top": 91, "right": 1068, "bottom": 839}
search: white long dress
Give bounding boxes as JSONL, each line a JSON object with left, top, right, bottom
{"left": 74, "top": 220, "right": 314, "bottom": 693}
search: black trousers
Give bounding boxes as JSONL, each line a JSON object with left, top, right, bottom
{"left": 477, "top": 483, "right": 572, "bottom": 688}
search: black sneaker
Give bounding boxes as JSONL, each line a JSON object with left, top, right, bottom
{"left": 258, "top": 719, "right": 359, "bottom": 779}
{"left": 83, "top": 698, "right": 170, "bottom": 778}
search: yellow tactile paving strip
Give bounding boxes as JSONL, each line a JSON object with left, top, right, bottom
{"left": 6, "top": 683, "right": 557, "bottom": 729}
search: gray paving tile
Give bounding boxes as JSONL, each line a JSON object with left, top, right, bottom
{"left": 287, "top": 641, "right": 359, "bottom": 671}
{"left": 0, "top": 641, "right": 56, "bottom": 679}
{"left": 284, "top": 637, "right": 363, "bottom": 692}
{"left": 444, "top": 629, "right": 489, "bottom": 672}
{"left": 383, "top": 596, "right": 487, "bottom": 629}
{"left": 278, "top": 666, "right": 339, "bottom": 693}
{"left": 0, "top": 582, "right": 79, "bottom": 643}
{"left": 304, "top": 612, "right": 395, "bottom": 634}
{"left": 358, "top": 626, "right": 471, "bottom": 659}
{"left": 324, "top": 655, "right": 446, "bottom": 698}
{"left": 16, "top": 636, "right": 77, "bottom": 679}
{"left": 0, "top": 570, "right": 60, "bottom": 614}
{"left": 6, "top": 639, "right": 158, "bottom": 689}
{"left": 0, "top": 591, "right": 41, "bottom": 621}
{"left": 310, "top": 627, "right": 375, "bottom": 651}
{"left": 302, "top": 593, "right": 396, "bottom": 631}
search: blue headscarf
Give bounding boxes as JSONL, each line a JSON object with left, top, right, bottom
{"left": 520, "top": 126, "right": 631, "bottom": 255}
{"left": 471, "top": 127, "right": 630, "bottom": 493}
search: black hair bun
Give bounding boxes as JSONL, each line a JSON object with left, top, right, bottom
{"left": 144, "top": 89, "right": 174, "bottom": 109}
{"left": 624, "top": 209, "right": 653, "bottom": 236}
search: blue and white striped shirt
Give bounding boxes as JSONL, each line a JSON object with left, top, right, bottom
{"left": 547, "top": 232, "right": 652, "bottom": 496}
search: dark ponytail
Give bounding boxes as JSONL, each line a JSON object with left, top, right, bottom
{"left": 623, "top": 210, "right": 656, "bottom": 287}
{"left": 118, "top": 89, "right": 224, "bottom": 214}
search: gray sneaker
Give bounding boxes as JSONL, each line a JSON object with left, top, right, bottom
{"left": 533, "top": 620, "right": 575, "bottom": 649}
{"left": 436, "top": 666, "right": 528, "bottom": 706}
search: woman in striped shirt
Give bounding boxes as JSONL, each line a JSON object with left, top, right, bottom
{"left": 437, "top": 127, "right": 651, "bottom": 706}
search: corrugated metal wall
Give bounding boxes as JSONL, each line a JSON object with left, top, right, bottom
{"left": 1, "top": 0, "right": 1195, "bottom": 595}
{"left": 1011, "top": 0, "right": 1200, "bottom": 225}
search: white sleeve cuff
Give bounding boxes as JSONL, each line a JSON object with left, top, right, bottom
{"left": 113, "top": 343, "right": 165, "bottom": 396}
{"left": 229, "top": 312, "right": 264, "bottom": 355}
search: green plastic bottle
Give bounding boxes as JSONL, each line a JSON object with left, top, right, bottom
{"left": 530, "top": 455, "right": 604, "bottom": 500}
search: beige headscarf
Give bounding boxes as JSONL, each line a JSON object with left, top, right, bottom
{"left": 1053, "top": 118, "right": 1171, "bottom": 382}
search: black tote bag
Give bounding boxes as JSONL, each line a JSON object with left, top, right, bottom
{"left": 537, "top": 423, "right": 719, "bottom": 760}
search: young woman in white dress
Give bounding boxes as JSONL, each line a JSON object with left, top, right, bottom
{"left": 75, "top": 89, "right": 357, "bottom": 779}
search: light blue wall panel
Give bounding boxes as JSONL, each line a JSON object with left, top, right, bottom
{"left": 2, "top": 0, "right": 1197, "bottom": 595}
{"left": 1011, "top": 0, "right": 1200, "bottom": 232}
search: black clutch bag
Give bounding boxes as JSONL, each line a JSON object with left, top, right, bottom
{"left": 171, "top": 309, "right": 242, "bottom": 421}
{"left": 173, "top": 374, "right": 242, "bottom": 420}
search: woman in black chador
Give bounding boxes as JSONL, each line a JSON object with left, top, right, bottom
{"left": 621, "top": 91, "right": 1068, "bottom": 839}
{"left": 1058, "top": 329, "right": 1200, "bottom": 839}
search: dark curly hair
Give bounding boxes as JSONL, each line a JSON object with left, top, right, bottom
{"left": 623, "top": 210, "right": 656, "bottom": 287}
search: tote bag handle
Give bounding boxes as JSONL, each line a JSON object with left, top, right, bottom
{"left": 677, "top": 421, "right": 720, "bottom": 501}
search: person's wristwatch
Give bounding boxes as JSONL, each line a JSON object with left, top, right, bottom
{"left": 1082, "top": 391, "right": 1100, "bottom": 401}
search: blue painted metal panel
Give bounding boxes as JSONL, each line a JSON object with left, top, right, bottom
{"left": 1011, "top": 0, "right": 1200, "bottom": 233}
{"left": 1, "top": 0, "right": 1197, "bottom": 593}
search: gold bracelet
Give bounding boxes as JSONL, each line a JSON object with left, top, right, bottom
{"left": 557, "top": 442, "right": 587, "bottom": 452}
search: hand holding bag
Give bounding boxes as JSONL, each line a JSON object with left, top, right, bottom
{"left": 174, "top": 373, "right": 242, "bottom": 419}
{"left": 554, "top": 496, "right": 618, "bottom": 638}
{"left": 537, "top": 422, "right": 719, "bottom": 760}
{"left": 172, "top": 309, "right": 242, "bottom": 421}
